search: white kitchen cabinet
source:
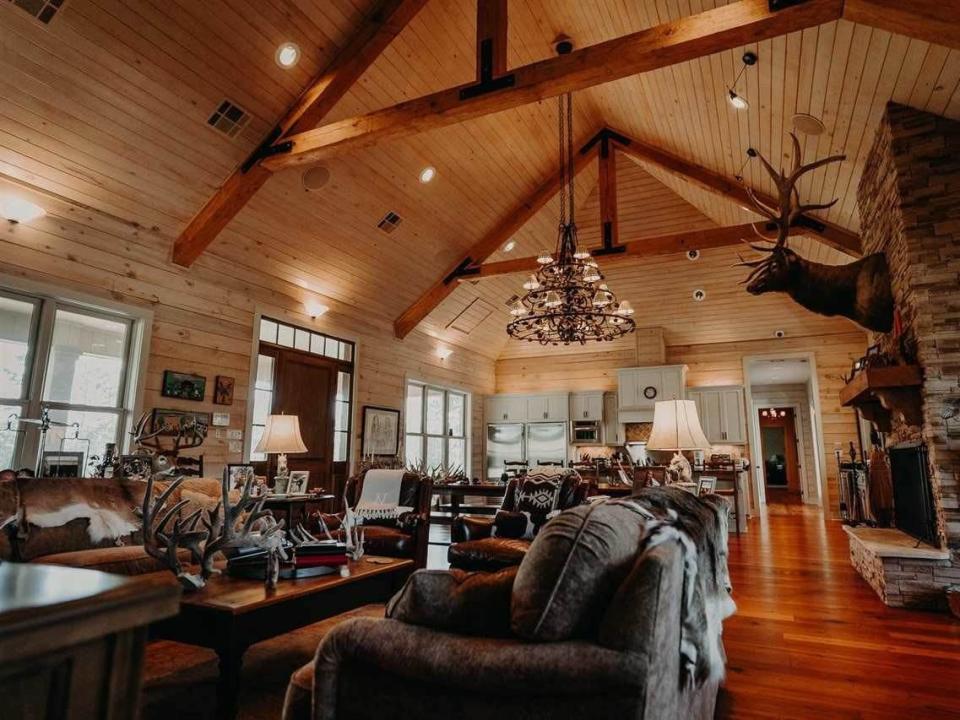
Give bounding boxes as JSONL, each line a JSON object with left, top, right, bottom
{"left": 526, "top": 393, "right": 569, "bottom": 422}
{"left": 603, "top": 392, "right": 623, "bottom": 445}
{"left": 485, "top": 395, "right": 527, "bottom": 423}
{"left": 687, "top": 386, "right": 746, "bottom": 444}
{"left": 570, "top": 392, "right": 604, "bottom": 421}
{"left": 617, "top": 365, "right": 687, "bottom": 410}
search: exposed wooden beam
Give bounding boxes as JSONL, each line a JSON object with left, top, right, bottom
{"left": 476, "top": 0, "right": 508, "bottom": 83}
{"left": 844, "top": 0, "right": 960, "bottom": 51}
{"left": 467, "top": 223, "right": 805, "bottom": 279}
{"left": 393, "top": 132, "right": 601, "bottom": 339}
{"left": 171, "top": 0, "right": 428, "bottom": 267}
{"left": 597, "top": 136, "right": 619, "bottom": 250}
{"left": 264, "top": 0, "right": 843, "bottom": 170}
{"left": 607, "top": 127, "right": 861, "bottom": 256}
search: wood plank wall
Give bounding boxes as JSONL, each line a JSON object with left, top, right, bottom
{"left": 497, "top": 329, "right": 867, "bottom": 513}
{"left": 0, "top": 179, "right": 495, "bottom": 480}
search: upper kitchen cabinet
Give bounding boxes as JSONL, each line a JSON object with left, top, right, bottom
{"left": 570, "top": 392, "right": 604, "bottom": 421}
{"left": 526, "top": 393, "right": 570, "bottom": 422}
{"left": 485, "top": 395, "right": 528, "bottom": 423}
{"left": 687, "top": 386, "right": 746, "bottom": 444}
{"left": 617, "top": 365, "right": 687, "bottom": 411}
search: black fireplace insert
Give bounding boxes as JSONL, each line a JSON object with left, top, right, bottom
{"left": 888, "top": 442, "right": 937, "bottom": 546}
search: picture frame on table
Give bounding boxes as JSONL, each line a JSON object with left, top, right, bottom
{"left": 226, "top": 464, "right": 256, "bottom": 491}
{"left": 361, "top": 406, "right": 400, "bottom": 457}
{"left": 287, "top": 470, "right": 310, "bottom": 495}
{"left": 161, "top": 370, "right": 206, "bottom": 401}
{"left": 697, "top": 476, "right": 717, "bottom": 496}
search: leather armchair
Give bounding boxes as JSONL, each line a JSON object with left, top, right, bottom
{"left": 314, "top": 471, "right": 432, "bottom": 568}
{"left": 448, "top": 473, "right": 588, "bottom": 571}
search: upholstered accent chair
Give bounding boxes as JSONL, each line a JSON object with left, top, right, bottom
{"left": 316, "top": 470, "right": 432, "bottom": 568}
{"left": 447, "top": 472, "right": 588, "bottom": 571}
{"left": 283, "top": 499, "right": 725, "bottom": 720}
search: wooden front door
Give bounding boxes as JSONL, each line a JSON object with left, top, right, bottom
{"left": 271, "top": 349, "right": 337, "bottom": 491}
{"left": 759, "top": 407, "right": 801, "bottom": 503}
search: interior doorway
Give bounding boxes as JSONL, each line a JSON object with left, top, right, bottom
{"left": 758, "top": 407, "right": 802, "bottom": 504}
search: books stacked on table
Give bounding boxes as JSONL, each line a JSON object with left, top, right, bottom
{"left": 226, "top": 540, "right": 349, "bottom": 580}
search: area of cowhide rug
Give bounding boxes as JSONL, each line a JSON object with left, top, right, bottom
{"left": 141, "top": 604, "right": 384, "bottom": 720}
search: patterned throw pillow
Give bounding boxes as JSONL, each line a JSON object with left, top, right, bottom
{"left": 514, "top": 475, "right": 562, "bottom": 538}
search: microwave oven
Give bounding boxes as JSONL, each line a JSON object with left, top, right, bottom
{"left": 571, "top": 420, "right": 601, "bottom": 445}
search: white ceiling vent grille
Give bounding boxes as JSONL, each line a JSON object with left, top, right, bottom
{"left": 207, "top": 100, "right": 250, "bottom": 138}
{"left": 9, "top": 0, "right": 65, "bottom": 24}
{"left": 377, "top": 211, "right": 403, "bottom": 234}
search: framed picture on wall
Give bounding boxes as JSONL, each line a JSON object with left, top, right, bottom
{"left": 213, "top": 375, "right": 235, "bottom": 405}
{"left": 161, "top": 371, "right": 206, "bottom": 401}
{"left": 151, "top": 409, "right": 211, "bottom": 437}
{"left": 361, "top": 406, "right": 400, "bottom": 457}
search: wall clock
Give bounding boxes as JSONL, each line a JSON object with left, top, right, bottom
{"left": 643, "top": 386, "right": 657, "bottom": 400}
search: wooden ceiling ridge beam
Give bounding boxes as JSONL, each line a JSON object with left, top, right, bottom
{"left": 843, "top": 0, "right": 960, "bottom": 51}
{"left": 263, "top": 0, "right": 844, "bottom": 171}
{"left": 604, "top": 126, "right": 862, "bottom": 257}
{"left": 468, "top": 222, "right": 806, "bottom": 279}
{"left": 392, "top": 127, "right": 605, "bottom": 339}
{"left": 170, "top": 0, "right": 429, "bottom": 267}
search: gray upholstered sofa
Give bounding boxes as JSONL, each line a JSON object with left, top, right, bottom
{"left": 283, "top": 494, "right": 731, "bottom": 720}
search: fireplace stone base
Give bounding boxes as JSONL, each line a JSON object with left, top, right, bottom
{"left": 845, "top": 526, "right": 954, "bottom": 610}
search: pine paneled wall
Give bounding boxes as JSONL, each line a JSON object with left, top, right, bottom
{"left": 0, "top": 179, "right": 495, "bottom": 479}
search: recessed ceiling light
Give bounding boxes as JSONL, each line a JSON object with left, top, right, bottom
{"left": 275, "top": 42, "right": 301, "bottom": 69}
{"left": 686, "top": 249, "right": 700, "bottom": 261}
{"left": 774, "top": 329, "right": 786, "bottom": 338}
{"left": 0, "top": 195, "right": 45, "bottom": 224}
{"left": 792, "top": 113, "right": 825, "bottom": 136}
{"left": 418, "top": 166, "right": 437, "bottom": 184}
{"left": 502, "top": 240, "right": 516, "bottom": 253}
{"left": 693, "top": 289, "right": 706, "bottom": 302}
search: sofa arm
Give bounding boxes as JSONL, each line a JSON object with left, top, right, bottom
{"left": 312, "top": 618, "right": 646, "bottom": 718}
{"left": 451, "top": 514, "right": 495, "bottom": 542}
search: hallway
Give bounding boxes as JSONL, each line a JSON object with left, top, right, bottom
{"left": 720, "top": 506, "right": 960, "bottom": 718}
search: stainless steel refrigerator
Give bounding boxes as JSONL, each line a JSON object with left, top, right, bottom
{"left": 486, "top": 422, "right": 568, "bottom": 480}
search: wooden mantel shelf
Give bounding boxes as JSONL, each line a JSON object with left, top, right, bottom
{"left": 839, "top": 365, "right": 923, "bottom": 431}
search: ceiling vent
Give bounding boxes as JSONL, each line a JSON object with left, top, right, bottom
{"left": 377, "top": 211, "right": 402, "bottom": 234}
{"left": 207, "top": 100, "right": 250, "bottom": 139}
{"left": 10, "top": 0, "right": 65, "bottom": 24}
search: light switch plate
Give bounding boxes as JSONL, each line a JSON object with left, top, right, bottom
{"left": 212, "top": 412, "right": 230, "bottom": 426}
{"left": 226, "top": 429, "right": 243, "bottom": 440}
{"left": 228, "top": 440, "right": 242, "bottom": 453}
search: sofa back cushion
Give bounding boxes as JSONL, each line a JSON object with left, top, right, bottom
{"left": 17, "top": 477, "right": 149, "bottom": 561}
{"left": 511, "top": 500, "right": 650, "bottom": 641}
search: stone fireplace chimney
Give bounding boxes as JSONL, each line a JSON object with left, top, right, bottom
{"left": 849, "top": 103, "right": 960, "bottom": 609}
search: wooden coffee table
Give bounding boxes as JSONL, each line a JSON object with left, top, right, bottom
{"left": 151, "top": 556, "right": 414, "bottom": 720}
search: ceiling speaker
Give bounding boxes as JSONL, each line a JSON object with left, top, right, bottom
{"left": 302, "top": 166, "right": 331, "bottom": 191}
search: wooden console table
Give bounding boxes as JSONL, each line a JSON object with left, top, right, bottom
{"left": 151, "top": 556, "right": 413, "bottom": 720}
{"left": 0, "top": 563, "right": 180, "bottom": 720}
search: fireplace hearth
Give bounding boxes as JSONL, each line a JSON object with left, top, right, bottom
{"left": 889, "top": 443, "right": 937, "bottom": 547}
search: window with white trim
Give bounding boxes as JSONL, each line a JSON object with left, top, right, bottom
{"left": 0, "top": 288, "right": 137, "bottom": 475}
{"left": 404, "top": 380, "right": 469, "bottom": 475}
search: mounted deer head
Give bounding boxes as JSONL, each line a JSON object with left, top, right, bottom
{"left": 736, "top": 134, "right": 894, "bottom": 333}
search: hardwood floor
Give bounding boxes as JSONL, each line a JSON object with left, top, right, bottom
{"left": 720, "top": 505, "right": 960, "bottom": 719}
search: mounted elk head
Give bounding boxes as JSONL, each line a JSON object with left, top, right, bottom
{"left": 737, "top": 134, "right": 894, "bottom": 333}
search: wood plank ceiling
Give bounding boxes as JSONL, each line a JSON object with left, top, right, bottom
{"left": 1, "top": 0, "right": 958, "bottom": 361}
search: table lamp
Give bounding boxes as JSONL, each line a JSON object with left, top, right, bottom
{"left": 254, "top": 414, "right": 307, "bottom": 481}
{"left": 646, "top": 400, "right": 711, "bottom": 480}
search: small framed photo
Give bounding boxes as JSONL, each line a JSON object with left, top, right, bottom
{"left": 119, "top": 454, "right": 153, "bottom": 479}
{"left": 227, "top": 464, "right": 255, "bottom": 491}
{"left": 697, "top": 476, "right": 717, "bottom": 496}
{"left": 161, "top": 370, "right": 206, "bottom": 401}
{"left": 287, "top": 470, "right": 310, "bottom": 495}
{"left": 214, "top": 375, "right": 235, "bottom": 405}
{"left": 361, "top": 406, "right": 400, "bottom": 457}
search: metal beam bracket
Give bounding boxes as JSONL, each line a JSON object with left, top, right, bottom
{"left": 459, "top": 73, "right": 516, "bottom": 100}
{"left": 444, "top": 257, "right": 480, "bottom": 284}
{"left": 240, "top": 126, "right": 294, "bottom": 174}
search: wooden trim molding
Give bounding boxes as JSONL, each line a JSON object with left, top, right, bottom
{"left": 171, "top": 0, "right": 429, "bottom": 267}
{"left": 265, "top": 0, "right": 844, "bottom": 170}
{"left": 607, "top": 127, "right": 861, "bottom": 257}
{"left": 843, "top": 0, "right": 960, "bottom": 51}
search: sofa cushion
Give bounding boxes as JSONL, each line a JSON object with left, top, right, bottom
{"left": 386, "top": 566, "right": 517, "bottom": 638}
{"left": 491, "top": 510, "right": 528, "bottom": 539}
{"left": 34, "top": 544, "right": 190, "bottom": 575}
{"left": 446, "top": 537, "right": 529, "bottom": 572}
{"left": 511, "top": 501, "right": 652, "bottom": 642}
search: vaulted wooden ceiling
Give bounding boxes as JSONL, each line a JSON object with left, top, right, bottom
{"left": 1, "top": 0, "right": 957, "bottom": 361}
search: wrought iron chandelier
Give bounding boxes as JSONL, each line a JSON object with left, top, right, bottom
{"left": 506, "top": 92, "right": 635, "bottom": 345}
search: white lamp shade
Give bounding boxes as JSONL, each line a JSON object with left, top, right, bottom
{"left": 646, "top": 400, "right": 711, "bottom": 451}
{"left": 254, "top": 414, "right": 308, "bottom": 454}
